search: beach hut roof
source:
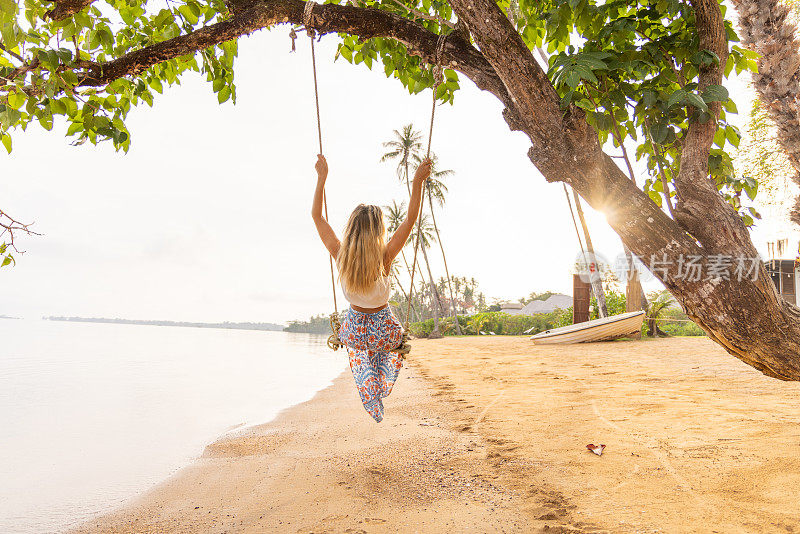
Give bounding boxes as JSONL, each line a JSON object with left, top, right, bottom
{"left": 520, "top": 294, "right": 573, "bottom": 315}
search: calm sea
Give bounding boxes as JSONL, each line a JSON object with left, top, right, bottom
{"left": 0, "top": 319, "right": 347, "bottom": 533}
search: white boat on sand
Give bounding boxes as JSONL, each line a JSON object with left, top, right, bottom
{"left": 530, "top": 311, "right": 645, "bottom": 344}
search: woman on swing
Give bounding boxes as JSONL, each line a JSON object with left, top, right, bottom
{"left": 311, "top": 154, "right": 432, "bottom": 423}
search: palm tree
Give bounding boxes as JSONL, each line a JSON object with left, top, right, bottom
{"left": 388, "top": 258, "right": 419, "bottom": 324}
{"left": 381, "top": 125, "right": 432, "bottom": 305}
{"left": 412, "top": 153, "right": 462, "bottom": 335}
{"left": 453, "top": 277, "right": 463, "bottom": 313}
{"left": 381, "top": 124, "right": 423, "bottom": 197}
{"left": 382, "top": 124, "right": 447, "bottom": 335}
{"left": 383, "top": 200, "right": 417, "bottom": 283}
{"left": 730, "top": 0, "right": 800, "bottom": 223}
{"left": 645, "top": 290, "right": 674, "bottom": 337}
{"left": 409, "top": 213, "right": 443, "bottom": 337}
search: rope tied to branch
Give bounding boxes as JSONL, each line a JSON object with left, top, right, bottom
{"left": 397, "top": 23, "right": 449, "bottom": 355}
{"left": 303, "top": 0, "right": 316, "bottom": 37}
{"left": 302, "top": 0, "right": 344, "bottom": 352}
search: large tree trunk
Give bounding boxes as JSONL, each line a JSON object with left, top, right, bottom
{"left": 427, "top": 190, "right": 463, "bottom": 334}
{"left": 730, "top": 0, "right": 800, "bottom": 223}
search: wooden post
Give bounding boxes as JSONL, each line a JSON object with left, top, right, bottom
{"left": 571, "top": 190, "right": 608, "bottom": 318}
{"left": 625, "top": 269, "right": 643, "bottom": 339}
{"left": 573, "top": 274, "right": 591, "bottom": 324}
{"left": 626, "top": 270, "right": 643, "bottom": 312}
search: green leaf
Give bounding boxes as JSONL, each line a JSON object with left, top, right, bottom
{"left": 51, "top": 99, "right": 67, "bottom": 115}
{"left": 150, "top": 77, "right": 163, "bottom": 94}
{"left": 725, "top": 125, "right": 740, "bottom": 147}
{"left": 574, "top": 64, "right": 598, "bottom": 85}
{"left": 66, "top": 121, "right": 84, "bottom": 136}
{"left": 1, "top": 24, "right": 17, "bottom": 49}
{"left": 744, "top": 181, "right": 758, "bottom": 200}
{"left": 685, "top": 92, "right": 708, "bottom": 111}
{"left": 651, "top": 123, "right": 669, "bottom": 144}
{"left": 641, "top": 90, "right": 658, "bottom": 109}
{"left": 178, "top": 5, "right": 199, "bottom": 25}
{"left": 576, "top": 55, "right": 607, "bottom": 70}
{"left": 7, "top": 92, "right": 25, "bottom": 110}
{"left": 74, "top": 10, "right": 91, "bottom": 28}
{"left": 701, "top": 84, "right": 729, "bottom": 103}
{"left": 667, "top": 89, "right": 687, "bottom": 108}
{"left": 217, "top": 86, "right": 231, "bottom": 103}
{"left": 713, "top": 127, "right": 726, "bottom": 148}
{"left": 1, "top": 133, "right": 11, "bottom": 154}
{"left": 1, "top": 106, "right": 22, "bottom": 128}
{"left": 564, "top": 69, "right": 580, "bottom": 89}
{"left": 338, "top": 45, "right": 352, "bottom": 62}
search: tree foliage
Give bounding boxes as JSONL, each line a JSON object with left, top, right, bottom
{"left": 508, "top": 0, "right": 759, "bottom": 223}
{"left": 0, "top": 0, "right": 236, "bottom": 151}
{"left": 0, "top": 0, "right": 762, "bottom": 225}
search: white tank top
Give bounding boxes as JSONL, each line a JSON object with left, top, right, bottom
{"left": 341, "top": 275, "right": 392, "bottom": 308}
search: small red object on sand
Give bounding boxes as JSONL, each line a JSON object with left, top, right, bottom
{"left": 586, "top": 444, "right": 606, "bottom": 456}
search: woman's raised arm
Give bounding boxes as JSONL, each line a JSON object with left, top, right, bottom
{"left": 311, "top": 155, "right": 340, "bottom": 259}
{"left": 384, "top": 158, "right": 431, "bottom": 270}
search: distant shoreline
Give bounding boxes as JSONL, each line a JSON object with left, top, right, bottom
{"left": 42, "top": 316, "right": 285, "bottom": 332}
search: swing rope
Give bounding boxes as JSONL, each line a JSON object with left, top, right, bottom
{"left": 302, "top": 0, "right": 447, "bottom": 355}
{"left": 396, "top": 23, "right": 448, "bottom": 356}
{"left": 304, "top": 1, "right": 343, "bottom": 351}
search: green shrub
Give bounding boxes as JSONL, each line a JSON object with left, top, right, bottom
{"left": 409, "top": 310, "right": 571, "bottom": 337}
{"left": 590, "top": 290, "right": 627, "bottom": 319}
{"left": 657, "top": 307, "right": 706, "bottom": 336}
{"left": 284, "top": 314, "right": 331, "bottom": 334}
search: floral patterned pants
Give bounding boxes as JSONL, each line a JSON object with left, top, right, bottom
{"left": 338, "top": 307, "right": 404, "bottom": 422}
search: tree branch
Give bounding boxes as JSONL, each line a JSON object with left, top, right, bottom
{"left": 0, "top": 209, "right": 41, "bottom": 254}
{"left": 671, "top": 0, "right": 751, "bottom": 253}
{"left": 45, "top": 0, "right": 95, "bottom": 21}
{"left": 75, "top": 0, "right": 512, "bottom": 114}
{"left": 0, "top": 43, "right": 24, "bottom": 62}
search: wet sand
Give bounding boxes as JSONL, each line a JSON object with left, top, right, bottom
{"left": 74, "top": 337, "right": 800, "bottom": 533}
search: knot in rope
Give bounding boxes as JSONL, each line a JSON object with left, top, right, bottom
{"left": 327, "top": 312, "right": 344, "bottom": 351}
{"left": 394, "top": 330, "right": 412, "bottom": 358}
{"left": 432, "top": 20, "right": 448, "bottom": 85}
{"left": 303, "top": 0, "right": 317, "bottom": 38}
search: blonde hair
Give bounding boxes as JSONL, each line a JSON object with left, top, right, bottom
{"left": 337, "top": 204, "right": 387, "bottom": 295}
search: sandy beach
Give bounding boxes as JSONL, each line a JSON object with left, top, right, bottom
{"left": 74, "top": 337, "right": 800, "bottom": 533}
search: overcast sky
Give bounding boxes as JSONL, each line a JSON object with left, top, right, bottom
{"left": 0, "top": 26, "right": 781, "bottom": 325}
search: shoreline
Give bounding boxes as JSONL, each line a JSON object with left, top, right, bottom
{"left": 73, "top": 337, "right": 800, "bottom": 533}
{"left": 64, "top": 370, "right": 345, "bottom": 534}
{"left": 41, "top": 316, "right": 286, "bottom": 333}
{"left": 73, "top": 362, "right": 533, "bottom": 533}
